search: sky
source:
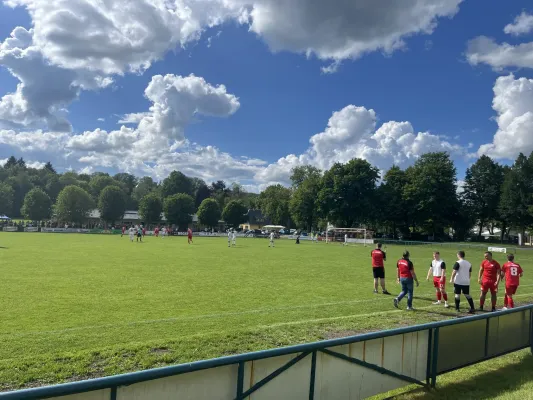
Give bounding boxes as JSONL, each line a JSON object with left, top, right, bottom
{"left": 1, "top": 0, "right": 533, "bottom": 192}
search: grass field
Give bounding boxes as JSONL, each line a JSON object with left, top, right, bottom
{"left": 1, "top": 232, "right": 532, "bottom": 397}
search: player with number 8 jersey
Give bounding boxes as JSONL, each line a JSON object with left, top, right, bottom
{"left": 501, "top": 254, "right": 524, "bottom": 309}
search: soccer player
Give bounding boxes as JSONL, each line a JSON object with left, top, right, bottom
{"left": 136, "top": 226, "right": 143, "bottom": 242}
{"left": 154, "top": 226, "right": 159, "bottom": 237}
{"left": 188, "top": 228, "right": 193, "bottom": 244}
{"left": 228, "top": 229, "right": 232, "bottom": 247}
{"left": 269, "top": 231, "right": 275, "bottom": 247}
{"left": 450, "top": 251, "right": 475, "bottom": 314}
{"left": 128, "top": 226, "right": 135, "bottom": 242}
{"left": 232, "top": 229, "right": 237, "bottom": 246}
{"left": 427, "top": 251, "right": 449, "bottom": 308}
{"left": 121, "top": 225, "right": 125, "bottom": 237}
{"left": 501, "top": 254, "right": 524, "bottom": 310}
{"left": 478, "top": 251, "right": 501, "bottom": 312}
{"left": 344, "top": 234, "right": 348, "bottom": 246}
{"left": 142, "top": 226, "right": 146, "bottom": 237}
{"left": 371, "top": 243, "right": 390, "bottom": 294}
{"left": 393, "top": 251, "right": 419, "bottom": 311}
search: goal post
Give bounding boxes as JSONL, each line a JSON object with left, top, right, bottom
{"left": 325, "top": 225, "right": 373, "bottom": 246}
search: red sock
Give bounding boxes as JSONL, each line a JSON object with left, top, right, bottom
{"left": 437, "top": 292, "right": 442, "bottom": 301}
{"left": 443, "top": 293, "right": 448, "bottom": 301}
{"left": 509, "top": 297, "right": 515, "bottom": 308}
{"left": 504, "top": 295, "right": 508, "bottom": 306}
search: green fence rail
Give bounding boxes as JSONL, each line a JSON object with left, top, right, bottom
{"left": 1, "top": 305, "right": 532, "bottom": 400}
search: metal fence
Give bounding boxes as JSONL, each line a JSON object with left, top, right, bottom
{"left": 1, "top": 305, "right": 532, "bottom": 400}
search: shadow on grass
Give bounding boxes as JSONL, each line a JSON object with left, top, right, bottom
{"left": 0, "top": 246, "right": 8, "bottom": 249}
{"left": 390, "top": 352, "right": 533, "bottom": 399}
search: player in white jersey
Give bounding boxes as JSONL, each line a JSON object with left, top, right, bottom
{"left": 269, "top": 231, "right": 275, "bottom": 247}
{"left": 228, "top": 229, "right": 232, "bottom": 247}
{"left": 232, "top": 230, "right": 237, "bottom": 246}
{"left": 344, "top": 234, "right": 348, "bottom": 246}
{"left": 161, "top": 226, "right": 166, "bottom": 238}
{"left": 450, "top": 250, "right": 476, "bottom": 313}
{"left": 427, "top": 251, "right": 449, "bottom": 308}
{"left": 128, "top": 226, "right": 135, "bottom": 242}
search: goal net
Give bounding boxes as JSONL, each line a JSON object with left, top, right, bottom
{"left": 326, "top": 227, "right": 374, "bottom": 246}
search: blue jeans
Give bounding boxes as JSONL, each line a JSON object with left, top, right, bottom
{"left": 397, "top": 278, "right": 414, "bottom": 308}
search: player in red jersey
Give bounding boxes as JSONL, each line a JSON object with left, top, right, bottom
{"left": 121, "top": 225, "right": 125, "bottom": 237}
{"left": 187, "top": 228, "right": 193, "bottom": 244}
{"left": 154, "top": 226, "right": 159, "bottom": 237}
{"left": 501, "top": 254, "right": 524, "bottom": 310}
{"left": 478, "top": 251, "right": 501, "bottom": 312}
{"left": 371, "top": 243, "right": 390, "bottom": 294}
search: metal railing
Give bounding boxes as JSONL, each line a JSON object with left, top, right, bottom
{"left": 1, "top": 305, "right": 532, "bottom": 400}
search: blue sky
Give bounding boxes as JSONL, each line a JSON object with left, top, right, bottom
{"left": 1, "top": 0, "right": 533, "bottom": 190}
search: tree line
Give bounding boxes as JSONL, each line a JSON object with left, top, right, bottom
{"left": 1, "top": 151, "right": 532, "bottom": 240}
{"left": 0, "top": 156, "right": 257, "bottom": 230}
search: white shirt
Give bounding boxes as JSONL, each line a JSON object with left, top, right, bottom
{"left": 129, "top": 228, "right": 135, "bottom": 234}
{"left": 344, "top": 234, "right": 347, "bottom": 241}
{"left": 270, "top": 233, "right": 275, "bottom": 241}
{"left": 228, "top": 232, "right": 232, "bottom": 239}
{"left": 431, "top": 260, "right": 446, "bottom": 277}
{"left": 232, "top": 232, "right": 236, "bottom": 239}
{"left": 453, "top": 259, "right": 472, "bottom": 286}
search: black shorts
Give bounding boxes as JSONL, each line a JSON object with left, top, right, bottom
{"left": 373, "top": 267, "right": 385, "bottom": 279}
{"left": 454, "top": 284, "right": 470, "bottom": 295}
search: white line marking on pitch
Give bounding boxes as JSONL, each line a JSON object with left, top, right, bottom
{"left": 1, "top": 292, "right": 532, "bottom": 338}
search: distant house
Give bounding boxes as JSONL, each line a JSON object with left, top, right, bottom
{"left": 240, "top": 209, "right": 271, "bottom": 231}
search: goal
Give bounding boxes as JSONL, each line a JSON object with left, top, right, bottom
{"left": 326, "top": 227, "right": 373, "bottom": 246}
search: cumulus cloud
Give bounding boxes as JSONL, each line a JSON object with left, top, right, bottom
{"left": 236, "top": 0, "right": 462, "bottom": 63}
{"left": 504, "top": 11, "right": 533, "bottom": 36}
{"left": 255, "top": 105, "right": 465, "bottom": 185}
{"left": 467, "top": 12, "right": 533, "bottom": 70}
{"left": 478, "top": 75, "right": 533, "bottom": 159}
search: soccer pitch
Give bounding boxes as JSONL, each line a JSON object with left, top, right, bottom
{"left": 1, "top": 232, "right": 533, "bottom": 392}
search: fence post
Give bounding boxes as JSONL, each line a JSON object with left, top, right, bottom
{"left": 236, "top": 361, "right": 245, "bottom": 400}
{"left": 309, "top": 351, "right": 317, "bottom": 400}
{"left": 484, "top": 317, "right": 490, "bottom": 358}
{"left": 530, "top": 308, "right": 533, "bottom": 355}
{"left": 425, "top": 329, "right": 433, "bottom": 386}
{"left": 110, "top": 387, "right": 117, "bottom": 400}
{"left": 430, "top": 328, "right": 440, "bottom": 388}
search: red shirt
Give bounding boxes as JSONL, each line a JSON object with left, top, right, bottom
{"left": 481, "top": 260, "right": 501, "bottom": 282}
{"left": 122, "top": 227, "right": 125, "bottom": 233}
{"left": 188, "top": 229, "right": 192, "bottom": 237}
{"left": 371, "top": 249, "right": 386, "bottom": 267}
{"left": 502, "top": 262, "right": 523, "bottom": 287}
{"left": 397, "top": 258, "right": 414, "bottom": 278}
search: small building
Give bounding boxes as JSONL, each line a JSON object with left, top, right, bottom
{"left": 240, "top": 209, "right": 271, "bottom": 231}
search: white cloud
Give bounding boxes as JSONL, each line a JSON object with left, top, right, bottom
{"left": 466, "top": 36, "right": 533, "bottom": 70}
{"left": 26, "top": 160, "right": 45, "bottom": 169}
{"left": 118, "top": 113, "right": 151, "bottom": 124}
{"left": 235, "top": 0, "right": 462, "bottom": 64}
{"left": 255, "top": 105, "right": 465, "bottom": 185}
{"left": 478, "top": 75, "right": 533, "bottom": 159}
{"left": 0, "top": 158, "right": 7, "bottom": 167}
{"left": 97, "top": 118, "right": 105, "bottom": 122}
{"left": 504, "top": 11, "right": 533, "bottom": 36}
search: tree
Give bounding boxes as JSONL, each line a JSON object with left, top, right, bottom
{"left": 163, "top": 194, "right": 195, "bottom": 230}
{"left": 55, "top": 185, "right": 95, "bottom": 224}
{"left": 289, "top": 167, "right": 322, "bottom": 230}
{"left": 379, "top": 166, "right": 410, "bottom": 237}
{"left": 90, "top": 175, "right": 120, "bottom": 199}
{"left": 6, "top": 172, "right": 34, "bottom": 217}
{"left": 16, "top": 157, "right": 26, "bottom": 169}
{"left": 197, "top": 198, "right": 221, "bottom": 229}
{"left": 133, "top": 177, "right": 159, "bottom": 202}
{"left": 4, "top": 156, "right": 17, "bottom": 169}
{"left": 290, "top": 165, "right": 321, "bottom": 188}
{"left": 259, "top": 184, "right": 292, "bottom": 225}
{"left": 499, "top": 153, "right": 533, "bottom": 239}
{"left": 44, "top": 162, "right": 56, "bottom": 174}
{"left": 0, "top": 183, "right": 14, "bottom": 216}
{"left": 222, "top": 200, "right": 248, "bottom": 228}
{"left": 113, "top": 173, "right": 138, "bottom": 195}
{"left": 162, "top": 171, "right": 193, "bottom": 198}
{"left": 210, "top": 180, "right": 230, "bottom": 209}
{"left": 45, "top": 175, "right": 63, "bottom": 202}
{"left": 195, "top": 183, "right": 212, "bottom": 207}
{"left": 403, "top": 152, "right": 458, "bottom": 237}
{"left": 317, "top": 159, "right": 379, "bottom": 227}
{"left": 21, "top": 188, "right": 52, "bottom": 221}
{"left": 98, "top": 186, "right": 126, "bottom": 224}
{"left": 463, "top": 155, "right": 505, "bottom": 239}
{"left": 138, "top": 192, "right": 163, "bottom": 225}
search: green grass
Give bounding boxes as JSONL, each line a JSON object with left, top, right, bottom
{"left": 0, "top": 233, "right": 532, "bottom": 396}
